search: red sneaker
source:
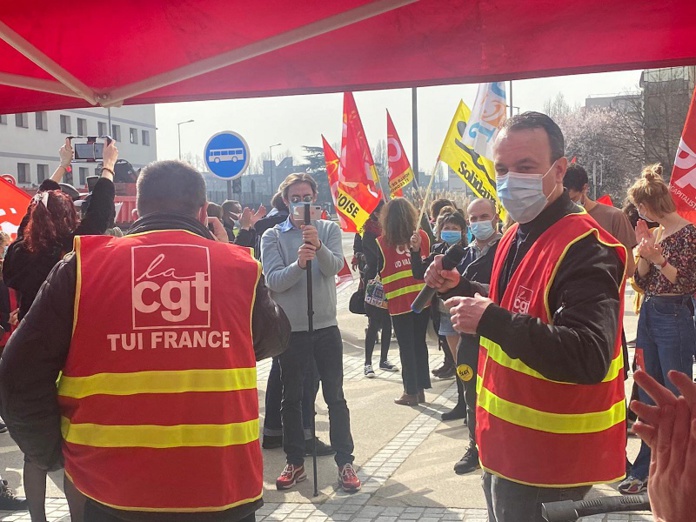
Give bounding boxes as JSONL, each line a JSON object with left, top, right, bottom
{"left": 276, "top": 463, "right": 306, "bottom": 490}
{"left": 338, "top": 463, "right": 361, "bottom": 493}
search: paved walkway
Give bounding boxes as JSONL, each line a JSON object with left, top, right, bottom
{"left": 0, "top": 242, "right": 653, "bottom": 521}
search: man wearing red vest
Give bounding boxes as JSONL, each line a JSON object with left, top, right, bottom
{"left": 0, "top": 161, "right": 291, "bottom": 522}
{"left": 425, "top": 112, "right": 627, "bottom": 522}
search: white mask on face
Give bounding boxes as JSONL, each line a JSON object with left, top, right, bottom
{"left": 496, "top": 163, "right": 557, "bottom": 224}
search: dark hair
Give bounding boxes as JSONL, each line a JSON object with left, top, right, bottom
{"left": 439, "top": 209, "right": 467, "bottom": 232}
{"left": 430, "top": 198, "right": 455, "bottom": 221}
{"left": 370, "top": 200, "right": 385, "bottom": 220}
{"left": 563, "top": 164, "right": 589, "bottom": 192}
{"left": 279, "top": 173, "right": 317, "bottom": 200}
{"left": 502, "top": 111, "right": 565, "bottom": 162}
{"left": 207, "top": 202, "right": 223, "bottom": 219}
{"left": 380, "top": 198, "right": 417, "bottom": 247}
{"left": 136, "top": 160, "right": 207, "bottom": 217}
{"left": 24, "top": 190, "right": 79, "bottom": 255}
{"left": 271, "top": 192, "right": 289, "bottom": 212}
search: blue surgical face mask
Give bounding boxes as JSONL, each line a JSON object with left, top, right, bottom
{"left": 440, "top": 230, "right": 462, "bottom": 245}
{"left": 470, "top": 219, "right": 495, "bottom": 241}
{"left": 496, "top": 164, "right": 555, "bottom": 224}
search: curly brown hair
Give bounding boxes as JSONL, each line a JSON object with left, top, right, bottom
{"left": 380, "top": 197, "right": 417, "bottom": 247}
{"left": 24, "top": 190, "right": 79, "bottom": 255}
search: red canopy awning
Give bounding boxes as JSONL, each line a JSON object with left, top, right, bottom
{"left": 2, "top": 0, "right": 696, "bottom": 114}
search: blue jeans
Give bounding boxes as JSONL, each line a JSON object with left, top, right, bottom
{"left": 263, "top": 356, "right": 317, "bottom": 439}
{"left": 630, "top": 295, "right": 695, "bottom": 480}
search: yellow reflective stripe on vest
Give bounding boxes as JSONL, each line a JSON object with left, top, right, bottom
{"left": 476, "top": 385, "right": 625, "bottom": 434}
{"left": 381, "top": 269, "right": 414, "bottom": 285}
{"left": 386, "top": 283, "right": 425, "bottom": 300}
{"left": 58, "top": 368, "right": 257, "bottom": 399}
{"left": 480, "top": 337, "right": 623, "bottom": 384}
{"left": 61, "top": 417, "right": 259, "bottom": 448}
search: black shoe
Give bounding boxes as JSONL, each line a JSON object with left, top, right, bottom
{"left": 0, "top": 422, "right": 7, "bottom": 434}
{"left": 305, "top": 437, "right": 336, "bottom": 456}
{"left": 441, "top": 404, "right": 467, "bottom": 421}
{"left": 262, "top": 435, "right": 283, "bottom": 449}
{"left": 0, "top": 480, "right": 27, "bottom": 511}
{"left": 454, "top": 447, "right": 480, "bottom": 475}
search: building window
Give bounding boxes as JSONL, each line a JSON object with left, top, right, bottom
{"left": 111, "top": 124, "right": 121, "bottom": 141}
{"left": 79, "top": 167, "right": 88, "bottom": 186}
{"left": 15, "top": 113, "right": 29, "bottom": 128}
{"left": 95, "top": 167, "right": 101, "bottom": 177}
{"left": 37, "top": 164, "right": 49, "bottom": 183}
{"left": 35, "top": 112, "right": 48, "bottom": 131}
{"left": 129, "top": 128, "right": 138, "bottom": 144}
{"left": 142, "top": 130, "right": 150, "bottom": 146}
{"left": 77, "top": 118, "right": 88, "bottom": 136}
{"left": 60, "top": 115, "right": 71, "bottom": 134}
{"left": 0, "top": 114, "right": 6, "bottom": 125}
{"left": 17, "top": 163, "right": 30, "bottom": 184}
{"left": 98, "top": 121, "right": 107, "bottom": 136}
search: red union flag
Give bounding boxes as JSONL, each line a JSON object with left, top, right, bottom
{"left": 0, "top": 175, "right": 31, "bottom": 240}
{"left": 386, "top": 110, "right": 414, "bottom": 198}
{"left": 341, "top": 92, "right": 379, "bottom": 188}
{"left": 669, "top": 86, "right": 696, "bottom": 224}
{"left": 322, "top": 135, "right": 355, "bottom": 232}
{"left": 322, "top": 135, "right": 380, "bottom": 233}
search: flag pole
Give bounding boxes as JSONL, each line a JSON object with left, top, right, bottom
{"left": 415, "top": 157, "right": 439, "bottom": 231}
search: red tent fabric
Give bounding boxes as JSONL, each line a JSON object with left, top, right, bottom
{"left": 1, "top": 0, "right": 696, "bottom": 114}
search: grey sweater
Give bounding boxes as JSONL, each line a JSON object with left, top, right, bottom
{"left": 261, "top": 218, "right": 344, "bottom": 332}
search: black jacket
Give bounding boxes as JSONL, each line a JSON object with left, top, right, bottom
{"left": 0, "top": 212, "right": 291, "bottom": 522}
{"left": 447, "top": 192, "right": 624, "bottom": 385}
{"left": 3, "top": 177, "right": 115, "bottom": 320}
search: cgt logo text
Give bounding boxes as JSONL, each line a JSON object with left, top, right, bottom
{"left": 131, "top": 245, "right": 211, "bottom": 330}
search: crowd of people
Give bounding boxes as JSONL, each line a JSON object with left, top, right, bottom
{"left": 0, "top": 111, "right": 693, "bottom": 522}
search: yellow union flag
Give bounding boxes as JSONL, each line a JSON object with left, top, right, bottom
{"left": 439, "top": 101, "right": 504, "bottom": 218}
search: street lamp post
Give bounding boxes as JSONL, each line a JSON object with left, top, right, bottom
{"left": 177, "top": 119, "right": 194, "bottom": 160}
{"left": 269, "top": 142, "right": 282, "bottom": 192}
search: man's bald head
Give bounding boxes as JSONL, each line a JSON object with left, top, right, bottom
{"left": 467, "top": 198, "right": 497, "bottom": 223}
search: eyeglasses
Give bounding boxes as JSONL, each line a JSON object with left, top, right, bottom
{"left": 289, "top": 195, "right": 313, "bottom": 203}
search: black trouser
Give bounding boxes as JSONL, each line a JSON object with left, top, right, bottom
{"left": 457, "top": 333, "right": 480, "bottom": 448}
{"left": 263, "top": 356, "right": 317, "bottom": 439}
{"left": 391, "top": 311, "right": 431, "bottom": 395}
{"left": 279, "top": 326, "right": 354, "bottom": 467}
{"left": 84, "top": 500, "right": 256, "bottom": 522}
{"left": 365, "top": 303, "right": 392, "bottom": 365}
{"left": 483, "top": 472, "right": 591, "bottom": 522}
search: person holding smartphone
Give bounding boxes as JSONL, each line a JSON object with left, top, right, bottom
{"left": 261, "top": 173, "right": 361, "bottom": 493}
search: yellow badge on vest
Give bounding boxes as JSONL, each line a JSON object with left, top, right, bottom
{"left": 457, "top": 364, "right": 474, "bottom": 382}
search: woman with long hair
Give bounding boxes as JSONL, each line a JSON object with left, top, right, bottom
{"left": 377, "top": 198, "right": 431, "bottom": 405}
{"left": 361, "top": 201, "right": 397, "bottom": 377}
{"left": 2, "top": 139, "right": 118, "bottom": 522}
{"left": 620, "top": 164, "right": 696, "bottom": 495}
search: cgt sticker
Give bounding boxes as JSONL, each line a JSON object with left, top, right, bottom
{"left": 457, "top": 364, "right": 475, "bottom": 382}
{"left": 511, "top": 285, "right": 533, "bottom": 315}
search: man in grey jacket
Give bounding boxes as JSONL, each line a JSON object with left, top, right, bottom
{"left": 261, "top": 173, "right": 360, "bottom": 493}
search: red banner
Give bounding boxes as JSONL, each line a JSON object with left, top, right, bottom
{"left": 0, "top": 176, "right": 31, "bottom": 240}
{"left": 323, "top": 136, "right": 356, "bottom": 232}
{"left": 669, "top": 86, "right": 696, "bottom": 224}
{"left": 386, "top": 110, "right": 414, "bottom": 198}
{"left": 322, "top": 136, "right": 380, "bottom": 233}
{"left": 340, "top": 92, "right": 379, "bottom": 188}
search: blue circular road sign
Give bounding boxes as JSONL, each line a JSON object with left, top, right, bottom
{"left": 204, "top": 131, "right": 250, "bottom": 179}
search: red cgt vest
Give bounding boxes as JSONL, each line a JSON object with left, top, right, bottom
{"left": 477, "top": 213, "right": 627, "bottom": 487}
{"left": 377, "top": 229, "right": 430, "bottom": 315}
{"left": 58, "top": 230, "right": 263, "bottom": 513}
